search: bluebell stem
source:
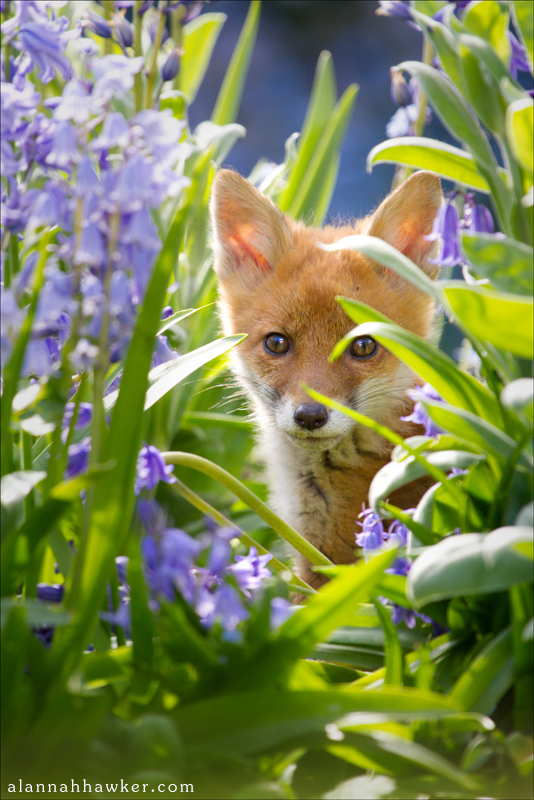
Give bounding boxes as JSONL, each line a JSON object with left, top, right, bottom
{"left": 401, "top": 383, "right": 443, "bottom": 437}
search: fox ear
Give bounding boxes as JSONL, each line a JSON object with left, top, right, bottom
{"left": 367, "top": 171, "right": 443, "bottom": 279}
{"left": 210, "top": 169, "right": 292, "bottom": 284}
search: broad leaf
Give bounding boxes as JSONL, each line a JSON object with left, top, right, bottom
{"left": 461, "top": 232, "right": 534, "bottom": 294}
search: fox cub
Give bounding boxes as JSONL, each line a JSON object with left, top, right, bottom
{"left": 210, "top": 169, "right": 442, "bottom": 588}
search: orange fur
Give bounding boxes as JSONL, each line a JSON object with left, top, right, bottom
{"left": 210, "top": 169, "right": 442, "bottom": 588}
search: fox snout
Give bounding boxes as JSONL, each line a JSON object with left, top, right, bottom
{"left": 294, "top": 403, "right": 328, "bottom": 431}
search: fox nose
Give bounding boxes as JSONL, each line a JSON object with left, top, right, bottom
{"left": 294, "top": 403, "right": 328, "bottom": 431}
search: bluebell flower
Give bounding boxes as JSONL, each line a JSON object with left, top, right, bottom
{"left": 100, "top": 592, "right": 131, "bottom": 639}
{"left": 401, "top": 383, "right": 443, "bottom": 437}
{"left": 161, "top": 306, "right": 174, "bottom": 320}
{"left": 0, "top": 81, "right": 41, "bottom": 140}
{"left": 111, "top": 11, "right": 134, "bottom": 50}
{"left": 199, "top": 584, "right": 249, "bottom": 633}
{"left": 152, "top": 334, "right": 178, "bottom": 368}
{"left": 509, "top": 31, "right": 531, "bottom": 79}
{"left": 13, "top": 251, "right": 38, "bottom": 299}
{"left": 37, "top": 582, "right": 64, "bottom": 603}
{"left": 145, "top": 11, "right": 169, "bottom": 44}
{"left": 65, "top": 437, "right": 91, "bottom": 479}
{"left": 75, "top": 222, "right": 107, "bottom": 269}
{"left": 228, "top": 547, "right": 272, "bottom": 597}
{"left": 386, "top": 103, "right": 419, "bottom": 138}
{"left": 49, "top": 80, "right": 101, "bottom": 125}
{"left": 22, "top": 336, "right": 60, "bottom": 377}
{"left": 433, "top": 1, "right": 471, "bottom": 24}
{"left": 390, "top": 70, "right": 412, "bottom": 107}
{"left": 14, "top": 17, "right": 74, "bottom": 85}
{"left": 270, "top": 597, "right": 295, "bottom": 630}
{"left": 162, "top": 48, "right": 182, "bottom": 83}
{"left": 43, "top": 120, "right": 79, "bottom": 170}
{"left": 376, "top": 1, "right": 413, "bottom": 20}
{"left": 449, "top": 467, "right": 468, "bottom": 478}
{"left": 356, "top": 506, "right": 385, "bottom": 553}
{"left": 135, "top": 444, "right": 177, "bottom": 494}
{"left": 386, "top": 520, "right": 409, "bottom": 548}
{"left": 68, "top": 338, "right": 100, "bottom": 371}
{"left": 1, "top": 139, "right": 21, "bottom": 176}
{"left": 425, "top": 200, "right": 463, "bottom": 267}
{"left": 92, "top": 55, "right": 144, "bottom": 101}
{"left": 30, "top": 180, "right": 71, "bottom": 230}
{"left": 1, "top": 179, "right": 39, "bottom": 234}
{"left": 91, "top": 111, "right": 130, "bottom": 152}
{"left": 144, "top": 527, "right": 201, "bottom": 604}
{"left": 82, "top": 10, "right": 112, "bottom": 39}
{"left": 463, "top": 202, "right": 494, "bottom": 234}
{"left": 386, "top": 557, "right": 411, "bottom": 577}
{"left": 122, "top": 205, "right": 162, "bottom": 250}
{"left": 62, "top": 401, "right": 93, "bottom": 432}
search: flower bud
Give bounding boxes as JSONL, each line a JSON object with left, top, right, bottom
{"left": 390, "top": 70, "right": 412, "bottom": 107}
{"left": 82, "top": 10, "right": 113, "bottom": 39}
{"left": 112, "top": 11, "right": 134, "bottom": 50}
{"left": 162, "top": 48, "right": 181, "bottom": 82}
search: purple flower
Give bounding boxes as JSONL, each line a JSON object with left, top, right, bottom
{"left": 145, "top": 12, "right": 169, "bottom": 44}
{"left": 449, "top": 467, "right": 468, "bottom": 478}
{"left": 22, "top": 336, "right": 60, "bottom": 377}
{"left": 43, "top": 120, "right": 79, "bottom": 169}
{"left": 62, "top": 401, "right": 93, "bottom": 432}
{"left": 386, "top": 520, "right": 409, "bottom": 548}
{"left": 50, "top": 80, "right": 101, "bottom": 125}
{"left": 122, "top": 205, "right": 162, "bottom": 250}
{"left": 356, "top": 506, "right": 385, "bottom": 553}
{"left": 100, "top": 591, "right": 131, "bottom": 638}
{"left": 376, "top": 1, "right": 413, "bottom": 20}
{"left": 270, "top": 597, "right": 296, "bottom": 630}
{"left": 161, "top": 306, "right": 174, "bottom": 320}
{"left": 199, "top": 584, "right": 249, "bottom": 634}
{"left": 143, "top": 527, "right": 201, "bottom": 604}
{"left": 14, "top": 18, "right": 74, "bottom": 85}
{"left": 463, "top": 203, "right": 494, "bottom": 234}
{"left": 91, "top": 112, "right": 130, "bottom": 152}
{"left": 433, "top": 1, "right": 471, "bottom": 24}
{"left": 386, "top": 557, "right": 411, "bottom": 576}
{"left": 162, "top": 48, "right": 181, "bottom": 82}
{"left": 111, "top": 11, "right": 134, "bottom": 50}
{"left": 386, "top": 103, "right": 425, "bottom": 138}
{"left": 135, "top": 444, "right": 177, "bottom": 494}
{"left": 152, "top": 334, "right": 177, "bottom": 368}
{"left": 509, "top": 31, "right": 531, "bottom": 80}
{"left": 228, "top": 547, "right": 272, "bottom": 597}
{"left": 82, "top": 10, "right": 112, "bottom": 39}
{"left": 116, "top": 556, "right": 129, "bottom": 585}
{"left": 92, "top": 55, "right": 144, "bottom": 101}
{"left": 75, "top": 222, "right": 107, "bottom": 269}
{"left": 69, "top": 338, "right": 100, "bottom": 372}
{"left": 390, "top": 70, "right": 412, "bottom": 107}
{"left": 65, "top": 438, "right": 91, "bottom": 479}
{"left": 37, "top": 583, "right": 64, "bottom": 603}
{"left": 425, "top": 201, "right": 463, "bottom": 267}
{"left": 401, "top": 383, "right": 443, "bottom": 437}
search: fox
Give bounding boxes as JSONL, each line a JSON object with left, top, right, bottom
{"left": 210, "top": 168, "right": 442, "bottom": 589}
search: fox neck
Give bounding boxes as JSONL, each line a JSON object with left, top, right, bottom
{"left": 251, "top": 399, "right": 392, "bottom": 588}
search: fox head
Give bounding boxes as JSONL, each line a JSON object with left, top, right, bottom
{"left": 210, "top": 169, "right": 442, "bottom": 452}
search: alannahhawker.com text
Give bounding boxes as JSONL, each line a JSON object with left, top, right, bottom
{"left": 7, "top": 779, "right": 194, "bottom": 794}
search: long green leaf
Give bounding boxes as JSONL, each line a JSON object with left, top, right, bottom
{"left": 278, "top": 50, "right": 337, "bottom": 212}
{"left": 512, "top": 1, "right": 534, "bottom": 70}
{"left": 211, "top": 0, "right": 261, "bottom": 125}
{"left": 450, "top": 627, "right": 515, "bottom": 714}
{"left": 407, "top": 527, "right": 534, "bottom": 607}
{"left": 319, "top": 235, "right": 441, "bottom": 301}
{"left": 461, "top": 232, "right": 534, "bottom": 294}
{"left": 179, "top": 12, "right": 227, "bottom": 104}
{"left": 443, "top": 282, "right": 534, "bottom": 359}
{"left": 367, "top": 137, "right": 497, "bottom": 192}
{"left": 288, "top": 83, "right": 358, "bottom": 224}
{"left": 373, "top": 598, "right": 404, "bottom": 686}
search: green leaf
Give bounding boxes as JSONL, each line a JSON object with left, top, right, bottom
{"left": 407, "top": 527, "right": 534, "bottom": 607}
{"left": 0, "top": 597, "right": 70, "bottom": 631}
{"left": 318, "top": 235, "right": 441, "bottom": 301}
{"left": 506, "top": 98, "right": 534, "bottom": 174}
{"left": 334, "top": 315, "right": 502, "bottom": 426}
{"left": 369, "top": 450, "right": 483, "bottom": 511}
{"left": 461, "top": 232, "right": 534, "bottom": 294}
{"left": 279, "top": 50, "right": 337, "bottom": 213}
{"left": 420, "top": 398, "right": 533, "bottom": 468}
{"left": 458, "top": 37, "right": 505, "bottom": 135}
{"left": 179, "top": 12, "right": 227, "bottom": 105}
{"left": 501, "top": 378, "right": 534, "bottom": 422}
{"left": 373, "top": 598, "right": 404, "bottom": 686}
{"left": 288, "top": 83, "right": 358, "bottom": 225}
{"left": 157, "top": 306, "right": 205, "bottom": 336}
{"left": 211, "top": 0, "right": 261, "bottom": 125}
{"left": 173, "top": 686, "right": 459, "bottom": 756}
{"left": 396, "top": 60, "right": 510, "bottom": 233}
{"left": 1, "top": 470, "right": 46, "bottom": 508}
{"left": 443, "top": 282, "right": 534, "bottom": 359}
{"left": 450, "top": 627, "right": 514, "bottom": 714}
{"left": 512, "top": 1, "right": 534, "bottom": 71}
{"left": 463, "top": 0, "right": 510, "bottom": 65}
{"left": 367, "top": 137, "right": 497, "bottom": 192}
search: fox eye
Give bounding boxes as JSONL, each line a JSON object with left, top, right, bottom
{"left": 264, "top": 333, "right": 290, "bottom": 355}
{"left": 349, "top": 336, "right": 378, "bottom": 359}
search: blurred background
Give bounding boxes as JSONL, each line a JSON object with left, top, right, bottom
{"left": 190, "top": 0, "right": 431, "bottom": 221}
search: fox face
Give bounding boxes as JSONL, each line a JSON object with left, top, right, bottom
{"left": 210, "top": 169, "right": 442, "bottom": 456}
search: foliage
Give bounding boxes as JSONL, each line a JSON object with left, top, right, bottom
{"left": 0, "top": 1, "right": 533, "bottom": 799}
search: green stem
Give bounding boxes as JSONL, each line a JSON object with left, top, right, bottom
{"left": 21, "top": 431, "right": 35, "bottom": 518}
{"left": 162, "top": 452, "right": 334, "bottom": 568}
{"left": 171, "top": 477, "right": 314, "bottom": 592}
{"left": 8, "top": 230, "right": 19, "bottom": 284}
{"left": 134, "top": 0, "right": 144, "bottom": 113}
{"left": 304, "top": 387, "right": 465, "bottom": 506}
{"left": 171, "top": 4, "right": 185, "bottom": 90}
{"left": 103, "top": 0, "right": 113, "bottom": 56}
{"left": 501, "top": 136, "right": 531, "bottom": 246}
{"left": 145, "top": 5, "right": 167, "bottom": 109}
